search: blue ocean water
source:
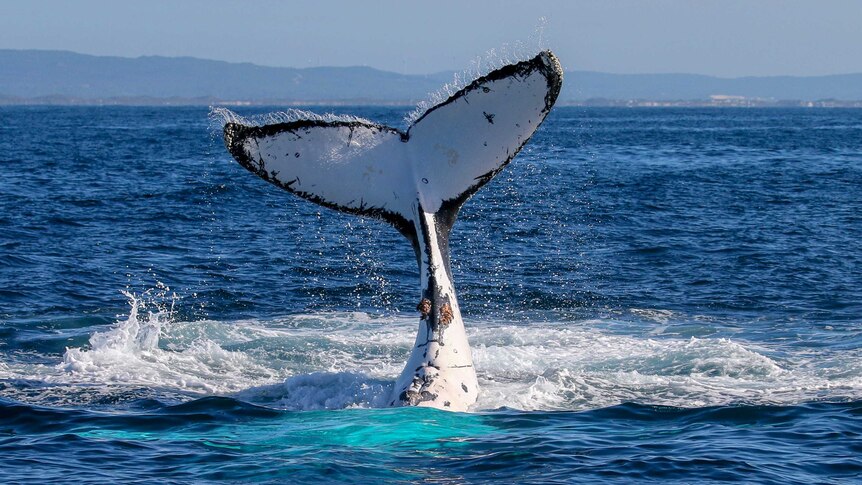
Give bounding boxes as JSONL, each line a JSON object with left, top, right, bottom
{"left": 1, "top": 105, "right": 861, "bottom": 483}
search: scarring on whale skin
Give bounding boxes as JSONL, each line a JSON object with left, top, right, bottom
{"left": 223, "top": 51, "right": 563, "bottom": 411}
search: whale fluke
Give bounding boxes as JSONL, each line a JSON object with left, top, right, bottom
{"left": 223, "top": 50, "right": 563, "bottom": 411}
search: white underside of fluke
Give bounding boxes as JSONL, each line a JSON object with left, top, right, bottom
{"left": 222, "top": 50, "right": 563, "bottom": 411}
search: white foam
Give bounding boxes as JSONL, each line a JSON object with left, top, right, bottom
{"left": 3, "top": 295, "right": 860, "bottom": 411}
{"left": 57, "top": 293, "right": 277, "bottom": 394}
{"left": 235, "top": 372, "right": 394, "bottom": 411}
{"left": 469, "top": 322, "right": 862, "bottom": 411}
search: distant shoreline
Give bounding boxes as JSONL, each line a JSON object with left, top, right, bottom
{"left": 2, "top": 96, "right": 861, "bottom": 108}
{"left": 4, "top": 50, "right": 862, "bottom": 107}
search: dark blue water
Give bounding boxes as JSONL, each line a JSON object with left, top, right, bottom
{"left": 1, "top": 106, "right": 861, "bottom": 483}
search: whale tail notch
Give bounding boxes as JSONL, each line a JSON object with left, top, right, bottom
{"left": 222, "top": 50, "right": 563, "bottom": 411}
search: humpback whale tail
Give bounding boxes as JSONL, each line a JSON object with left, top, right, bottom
{"left": 223, "top": 50, "right": 563, "bottom": 411}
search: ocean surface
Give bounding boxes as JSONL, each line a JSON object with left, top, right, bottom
{"left": 1, "top": 105, "right": 861, "bottom": 483}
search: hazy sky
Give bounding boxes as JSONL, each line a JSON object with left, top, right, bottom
{"left": 2, "top": 0, "right": 861, "bottom": 77}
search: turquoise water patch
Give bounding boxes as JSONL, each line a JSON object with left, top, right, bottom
{"left": 77, "top": 406, "right": 496, "bottom": 451}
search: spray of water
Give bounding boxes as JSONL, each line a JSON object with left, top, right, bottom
{"left": 63, "top": 285, "right": 177, "bottom": 371}
{"left": 58, "top": 286, "right": 277, "bottom": 395}
{"left": 210, "top": 19, "right": 555, "bottom": 132}
{"left": 403, "top": 18, "right": 552, "bottom": 125}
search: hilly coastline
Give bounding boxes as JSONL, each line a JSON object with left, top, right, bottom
{"left": 2, "top": 49, "right": 861, "bottom": 106}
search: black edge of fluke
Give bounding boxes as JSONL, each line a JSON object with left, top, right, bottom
{"left": 430, "top": 50, "right": 564, "bottom": 231}
{"left": 407, "top": 50, "right": 564, "bottom": 132}
{"left": 222, "top": 120, "right": 416, "bottom": 241}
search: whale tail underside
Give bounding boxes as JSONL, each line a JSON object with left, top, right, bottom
{"left": 222, "top": 50, "right": 563, "bottom": 411}
{"left": 223, "top": 50, "right": 563, "bottom": 247}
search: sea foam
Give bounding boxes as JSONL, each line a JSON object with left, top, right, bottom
{"left": 7, "top": 295, "right": 851, "bottom": 411}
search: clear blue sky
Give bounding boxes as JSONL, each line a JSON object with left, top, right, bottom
{"left": 2, "top": 0, "right": 860, "bottom": 77}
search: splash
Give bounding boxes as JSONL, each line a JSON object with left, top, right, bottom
{"left": 58, "top": 288, "right": 276, "bottom": 395}
{"left": 65, "top": 288, "right": 173, "bottom": 363}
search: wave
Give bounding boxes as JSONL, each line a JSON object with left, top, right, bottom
{"left": 1, "top": 293, "right": 860, "bottom": 412}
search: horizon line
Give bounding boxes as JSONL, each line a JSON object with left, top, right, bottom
{"left": 4, "top": 48, "right": 862, "bottom": 80}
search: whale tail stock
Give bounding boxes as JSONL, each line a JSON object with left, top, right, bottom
{"left": 223, "top": 51, "right": 563, "bottom": 411}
